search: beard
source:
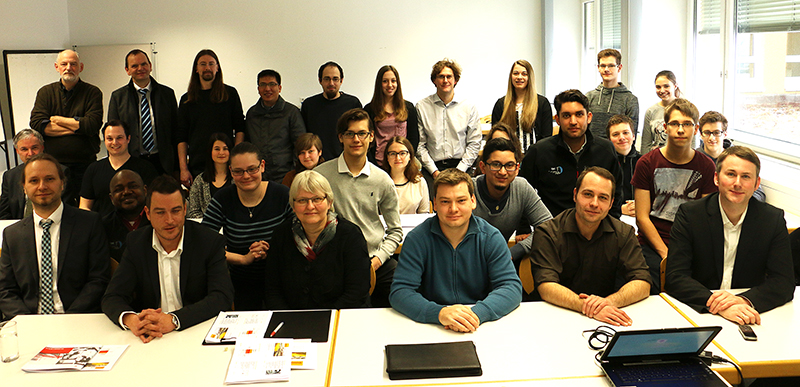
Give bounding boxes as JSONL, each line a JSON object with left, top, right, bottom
{"left": 202, "top": 71, "right": 215, "bottom": 82}
{"left": 61, "top": 73, "right": 78, "bottom": 83}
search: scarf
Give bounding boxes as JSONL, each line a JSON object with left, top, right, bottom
{"left": 292, "top": 211, "right": 338, "bottom": 262}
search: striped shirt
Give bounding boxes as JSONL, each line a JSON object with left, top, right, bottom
{"left": 202, "top": 183, "right": 291, "bottom": 279}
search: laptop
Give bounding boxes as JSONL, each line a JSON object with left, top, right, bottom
{"left": 599, "top": 326, "right": 730, "bottom": 387}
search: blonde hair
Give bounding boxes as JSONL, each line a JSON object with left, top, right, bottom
{"left": 500, "top": 60, "right": 539, "bottom": 133}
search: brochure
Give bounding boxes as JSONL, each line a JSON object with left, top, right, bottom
{"left": 224, "top": 338, "right": 292, "bottom": 384}
{"left": 22, "top": 345, "right": 128, "bottom": 372}
{"left": 204, "top": 311, "right": 272, "bottom": 344}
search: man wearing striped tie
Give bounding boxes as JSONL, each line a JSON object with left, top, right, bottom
{"left": 0, "top": 153, "right": 110, "bottom": 320}
{"left": 108, "top": 49, "right": 179, "bottom": 177}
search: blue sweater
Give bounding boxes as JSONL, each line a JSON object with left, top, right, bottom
{"left": 390, "top": 215, "right": 522, "bottom": 324}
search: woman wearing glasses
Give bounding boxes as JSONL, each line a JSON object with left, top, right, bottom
{"left": 187, "top": 133, "right": 233, "bottom": 218}
{"left": 491, "top": 60, "right": 553, "bottom": 154}
{"left": 382, "top": 136, "right": 430, "bottom": 214}
{"left": 363, "top": 65, "right": 419, "bottom": 167}
{"left": 203, "top": 142, "right": 291, "bottom": 310}
{"left": 643, "top": 70, "right": 681, "bottom": 154}
{"left": 264, "top": 170, "right": 370, "bottom": 309}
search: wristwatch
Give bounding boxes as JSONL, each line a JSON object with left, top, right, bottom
{"left": 169, "top": 313, "right": 180, "bottom": 330}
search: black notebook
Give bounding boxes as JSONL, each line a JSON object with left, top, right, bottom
{"left": 385, "top": 341, "right": 482, "bottom": 380}
{"left": 265, "top": 310, "right": 331, "bottom": 343}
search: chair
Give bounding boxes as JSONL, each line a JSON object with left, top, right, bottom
{"left": 519, "top": 258, "right": 536, "bottom": 301}
{"left": 660, "top": 257, "right": 667, "bottom": 293}
{"left": 369, "top": 266, "right": 376, "bottom": 295}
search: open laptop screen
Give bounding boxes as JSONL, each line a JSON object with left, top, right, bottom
{"left": 602, "top": 327, "right": 722, "bottom": 360}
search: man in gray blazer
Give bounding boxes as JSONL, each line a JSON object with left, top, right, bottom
{"left": 0, "top": 153, "right": 110, "bottom": 320}
{"left": 108, "top": 49, "right": 179, "bottom": 176}
{"left": 0, "top": 129, "right": 44, "bottom": 219}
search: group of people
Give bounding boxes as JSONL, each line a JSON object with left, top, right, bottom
{"left": 0, "top": 46, "right": 795, "bottom": 344}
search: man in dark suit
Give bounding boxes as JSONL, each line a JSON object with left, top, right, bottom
{"left": 0, "top": 153, "right": 110, "bottom": 320}
{"left": 666, "top": 146, "right": 795, "bottom": 325}
{"left": 102, "top": 175, "right": 233, "bottom": 343}
{"left": 0, "top": 129, "right": 44, "bottom": 219}
{"left": 108, "top": 49, "right": 178, "bottom": 176}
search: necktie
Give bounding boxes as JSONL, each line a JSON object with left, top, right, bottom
{"left": 140, "top": 89, "right": 155, "bottom": 153}
{"left": 40, "top": 218, "right": 55, "bottom": 314}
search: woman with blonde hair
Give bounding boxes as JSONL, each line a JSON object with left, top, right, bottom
{"left": 264, "top": 170, "right": 370, "bottom": 309}
{"left": 491, "top": 60, "right": 553, "bottom": 154}
{"left": 364, "top": 65, "right": 419, "bottom": 167}
{"left": 382, "top": 136, "right": 430, "bottom": 214}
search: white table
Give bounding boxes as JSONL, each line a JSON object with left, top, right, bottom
{"left": 662, "top": 288, "right": 800, "bottom": 379}
{"left": 328, "top": 295, "right": 705, "bottom": 386}
{"left": 0, "top": 312, "right": 336, "bottom": 386}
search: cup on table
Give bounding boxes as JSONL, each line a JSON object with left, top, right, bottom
{"left": 0, "top": 320, "right": 19, "bottom": 362}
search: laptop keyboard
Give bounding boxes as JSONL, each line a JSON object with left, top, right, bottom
{"left": 617, "top": 362, "right": 713, "bottom": 383}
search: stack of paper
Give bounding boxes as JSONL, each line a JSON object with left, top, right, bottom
{"left": 225, "top": 338, "right": 293, "bottom": 384}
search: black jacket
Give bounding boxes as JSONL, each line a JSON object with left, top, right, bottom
{"left": 666, "top": 194, "right": 795, "bottom": 313}
{"left": 108, "top": 77, "right": 179, "bottom": 174}
{"left": 520, "top": 131, "right": 623, "bottom": 218}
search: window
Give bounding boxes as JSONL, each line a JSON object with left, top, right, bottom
{"left": 582, "top": 0, "right": 624, "bottom": 91}
{"left": 695, "top": 0, "right": 800, "bottom": 159}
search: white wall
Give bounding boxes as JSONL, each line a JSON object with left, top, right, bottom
{"left": 0, "top": 0, "right": 71, "bottom": 162}
{"left": 628, "top": 0, "right": 690, "bottom": 121}
{"left": 543, "top": 0, "right": 584, "bottom": 99}
{"left": 64, "top": 0, "right": 543, "bottom": 119}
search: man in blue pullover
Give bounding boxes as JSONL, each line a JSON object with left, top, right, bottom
{"left": 389, "top": 168, "right": 522, "bottom": 332}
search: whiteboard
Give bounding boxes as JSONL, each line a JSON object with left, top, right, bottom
{"left": 3, "top": 50, "right": 62, "bottom": 136}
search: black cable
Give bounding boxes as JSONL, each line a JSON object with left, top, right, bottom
{"left": 711, "top": 355, "right": 744, "bottom": 387}
{"left": 582, "top": 325, "right": 617, "bottom": 350}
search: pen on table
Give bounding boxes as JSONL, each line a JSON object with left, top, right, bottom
{"left": 270, "top": 322, "right": 284, "bottom": 337}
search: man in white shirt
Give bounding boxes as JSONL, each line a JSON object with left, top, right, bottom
{"left": 102, "top": 175, "right": 233, "bottom": 343}
{"left": 665, "top": 146, "right": 795, "bottom": 324}
{"left": 0, "top": 153, "right": 110, "bottom": 319}
{"left": 416, "top": 59, "right": 481, "bottom": 195}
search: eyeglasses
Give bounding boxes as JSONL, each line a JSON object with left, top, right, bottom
{"left": 387, "top": 150, "right": 409, "bottom": 158}
{"left": 342, "top": 131, "right": 371, "bottom": 140}
{"left": 666, "top": 122, "right": 696, "bottom": 130}
{"left": 231, "top": 165, "right": 261, "bottom": 177}
{"left": 487, "top": 162, "right": 518, "bottom": 172}
{"left": 597, "top": 64, "right": 620, "bottom": 69}
{"left": 294, "top": 195, "right": 327, "bottom": 206}
{"left": 258, "top": 82, "right": 279, "bottom": 88}
{"left": 322, "top": 76, "right": 341, "bottom": 83}
{"left": 701, "top": 130, "right": 724, "bottom": 137}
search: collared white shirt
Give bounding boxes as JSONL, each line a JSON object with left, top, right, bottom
{"left": 151, "top": 228, "right": 184, "bottom": 314}
{"left": 719, "top": 198, "right": 748, "bottom": 290}
{"left": 416, "top": 93, "right": 482, "bottom": 174}
{"left": 336, "top": 154, "right": 370, "bottom": 177}
{"left": 133, "top": 80, "right": 159, "bottom": 154}
{"left": 33, "top": 202, "right": 65, "bottom": 314}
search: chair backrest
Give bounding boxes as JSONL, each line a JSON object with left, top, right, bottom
{"left": 519, "top": 258, "right": 535, "bottom": 295}
{"left": 660, "top": 257, "right": 667, "bottom": 293}
{"left": 369, "top": 266, "right": 376, "bottom": 295}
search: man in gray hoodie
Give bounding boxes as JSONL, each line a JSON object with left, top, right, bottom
{"left": 586, "top": 49, "right": 639, "bottom": 140}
